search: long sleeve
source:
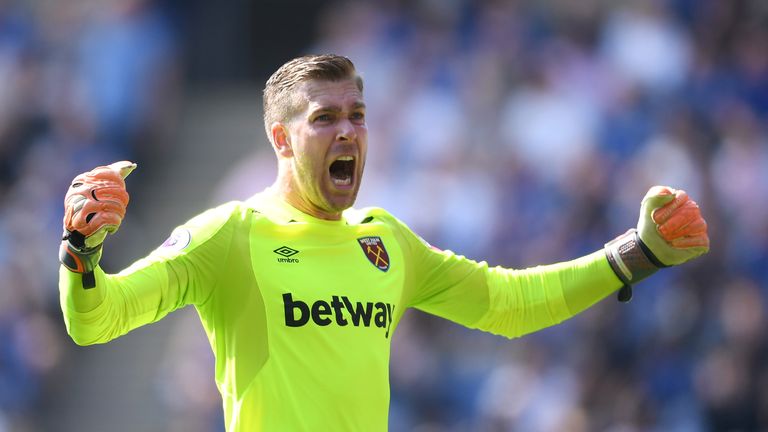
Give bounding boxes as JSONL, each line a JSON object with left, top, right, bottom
{"left": 472, "top": 251, "right": 622, "bottom": 338}
{"left": 59, "top": 202, "right": 242, "bottom": 345}
{"left": 390, "top": 214, "right": 623, "bottom": 339}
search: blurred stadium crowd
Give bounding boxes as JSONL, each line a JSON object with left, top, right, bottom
{"left": 1, "top": 0, "right": 767, "bottom": 431}
{"left": 0, "top": 0, "right": 178, "bottom": 430}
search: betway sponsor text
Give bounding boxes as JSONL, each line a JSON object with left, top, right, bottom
{"left": 283, "top": 293, "right": 395, "bottom": 338}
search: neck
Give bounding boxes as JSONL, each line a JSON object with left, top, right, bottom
{"left": 270, "top": 174, "right": 342, "bottom": 221}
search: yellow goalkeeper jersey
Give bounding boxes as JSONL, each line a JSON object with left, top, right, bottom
{"left": 59, "top": 190, "right": 621, "bottom": 431}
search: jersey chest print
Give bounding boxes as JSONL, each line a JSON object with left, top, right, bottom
{"left": 262, "top": 233, "right": 399, "bottom": 338}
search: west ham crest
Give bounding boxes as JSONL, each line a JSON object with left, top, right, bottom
{"left": 358, "top": 236, "right": 390, "bottom": 272}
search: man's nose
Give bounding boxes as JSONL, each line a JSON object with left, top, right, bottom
{"left": 337, "top": 118, "right": 357, "bottom": 142}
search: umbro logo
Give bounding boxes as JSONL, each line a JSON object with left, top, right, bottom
{"left": 274, "top": 246, "right": 299, "bottom": 257}
{"left": 274, "top": 246, "right": 300, "bottom": 263}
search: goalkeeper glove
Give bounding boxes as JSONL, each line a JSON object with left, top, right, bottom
{"left": 59, "top": 161, "right": 136, "bottom": 288}
{"left": 605, "top": 186, "right": 710, "bottom": 302}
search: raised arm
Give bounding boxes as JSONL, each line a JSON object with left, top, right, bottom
{"left": 58, "top": 162, "right": 234, "bottom": 345}
{"left": 59, "top": 161, "right": 137, "bottom": 308}
{"left": 401, "top": 186, "right": 709, "bottom": 339}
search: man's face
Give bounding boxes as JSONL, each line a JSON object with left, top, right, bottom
{"left": 280, "top": 78, "right": 368, "bottom": 218}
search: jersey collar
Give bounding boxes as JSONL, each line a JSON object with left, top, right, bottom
{"left": 247, "top": 189, "right": 350, "bottom": 226}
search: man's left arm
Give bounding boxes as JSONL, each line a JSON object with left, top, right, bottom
{"left": 402, "top": 186, "right": 709, "bottom": 339}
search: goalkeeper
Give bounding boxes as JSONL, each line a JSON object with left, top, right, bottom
{"left": 59, "top": 54, "right": 709, "bottom": 431}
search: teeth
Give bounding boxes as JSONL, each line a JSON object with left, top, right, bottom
{"left": 332, "top": 177, "right": 352, "bottom": 186}
{"left": 337, "top": 156, "right": 354, "bottom": 161}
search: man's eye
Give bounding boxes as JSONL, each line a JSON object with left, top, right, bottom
{"left": 315, "top": 114, "right": 332, "bottom": 122}
{"left": 351, "top": 112, "right": 365, "bottom": 121}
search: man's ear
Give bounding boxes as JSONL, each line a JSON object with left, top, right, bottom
{"left": 271, "top": 122, "right": 293, "bottom": 157}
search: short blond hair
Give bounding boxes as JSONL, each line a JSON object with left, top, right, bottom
{"left": 263, "top": 54, "right": 363, "bottom": 142}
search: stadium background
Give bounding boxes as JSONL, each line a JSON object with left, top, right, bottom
{"left": 1, "top": 0, "right": 767, "bottom": 430}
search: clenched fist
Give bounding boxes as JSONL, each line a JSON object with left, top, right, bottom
{"left": 60, "top": 161, "right": 136, "bottom": 276}
{"left": 605, "top": 185, "right": 709, "bottom": 302}
{"left": 638, "top": 186, "right": 709, "bottom": 266}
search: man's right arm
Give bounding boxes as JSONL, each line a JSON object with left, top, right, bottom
{"left": 59, "top": 209, "right": 231, "bottom": 345}
{"left": 58, "top": 162, "right": 238, "bottom": 345}
{"left": 60, "top": 204, "right": 238, "bottom": 345}
{"left": 59, "top": 260, "right": 181, "bottom": 346}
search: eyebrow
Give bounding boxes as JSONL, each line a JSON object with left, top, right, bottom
{"left": 310, "top": 101, "right": 367, "bottom": 114}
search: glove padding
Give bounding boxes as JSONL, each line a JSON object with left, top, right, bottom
{"left": 605, "top": 185, "right": 709, "bottom": 302}
{"left": 60, "top": 161, "right": 136, "bottom": 277}
{"left": 637, "top": 186, "right": 709, "bottom": 266}
{"left": 63, "top": 161, "right": 136, "bottom": 250}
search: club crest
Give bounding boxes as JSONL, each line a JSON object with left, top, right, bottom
{"left": 358, "top": 236, "right": 390, "bottom": 272}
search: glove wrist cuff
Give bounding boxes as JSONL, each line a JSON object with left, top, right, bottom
{"left": 604, "top": 229, "right": 660, "bottom": 302}
{"left": 59, "top": 240, "right": 102, "bottom": 274}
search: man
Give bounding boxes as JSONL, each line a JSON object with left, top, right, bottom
{"left": 59, "top": 54, "right": 709, "bottom": 431}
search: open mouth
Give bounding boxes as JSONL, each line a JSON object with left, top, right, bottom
{"left": 329, "top": 156, "right": 355, "bottom": 187}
